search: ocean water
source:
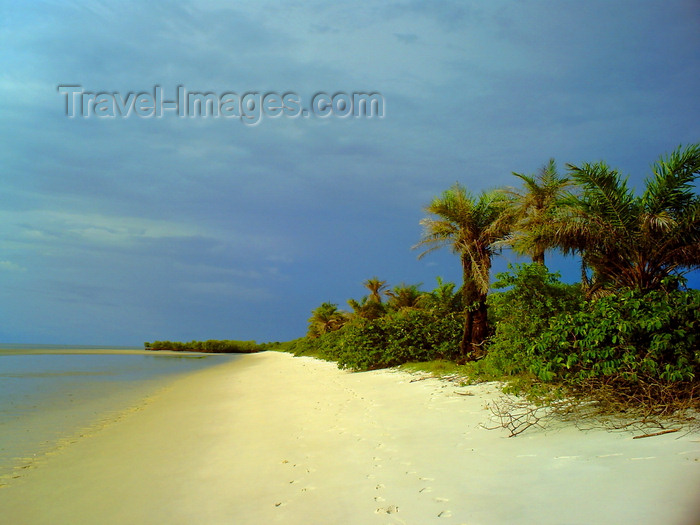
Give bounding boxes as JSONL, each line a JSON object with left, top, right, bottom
{"left": 0, "top": 345, "right": 236, "bottom": 483}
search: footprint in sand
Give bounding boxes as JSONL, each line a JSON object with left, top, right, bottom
{"left": 435, "top": 497, "right": 449, "bottom": 503}
{"left": 419, "top": 486, "right": 433, "bottom": 493}
{"left": 437, "top": 510, "right": 453, "bottom": 518}
{"left": 375, "top": 505, "right": 399, "bottom": 514}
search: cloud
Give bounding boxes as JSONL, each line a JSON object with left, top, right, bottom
{"left": 8, "top": 210, "right": 202, "bottom": 246}
{"left": 177, "top": 280, "right": 275, "bottom": 302}
{"left": 0, "top": 260, "right": 26, "bottom": 272}
{"left": 0, "top": 1, "right": 698, "bottom": 344}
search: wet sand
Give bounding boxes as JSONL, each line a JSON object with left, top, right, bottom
{"left": 1, "top": 351, "right": 698, "bottom": 524}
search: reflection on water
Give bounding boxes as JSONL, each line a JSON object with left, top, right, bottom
{"left": 0, "top": 347, "right": 234, "bottom": 483}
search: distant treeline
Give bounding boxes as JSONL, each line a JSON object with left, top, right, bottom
{"left": 145, "top": 340, "right": 269, "bottom": 353}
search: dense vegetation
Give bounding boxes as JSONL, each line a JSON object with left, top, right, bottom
{"left": 288, "top": 278, "right": 464, "bottom": 369}
{"left": 145, "top": 339, "right": 267, "bottom": 353}
{"left": 292, "top": 144, "right": 700, "bottom": 417}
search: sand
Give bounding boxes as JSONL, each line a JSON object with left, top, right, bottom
{"left": 0, "top": 351, "right": 698, "bottom": 525}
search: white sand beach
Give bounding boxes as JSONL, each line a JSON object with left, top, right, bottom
{"left": 1, "top": 351, "right": 698, "bottom": 525}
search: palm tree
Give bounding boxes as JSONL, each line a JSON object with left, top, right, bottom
{"left": 307, "top": 302, "right": 347, "bottom": 338}
{"left": 363, "top": 277, "right": 388, "bottom": 303}
{"left": 347, "top": 296, "right": 386, "bottom": 320}
{"left": 384, "top": 283, "right": 426, "bottom": 311}
{"left": 503, "top": 159, "right": 571, "bottom": 266}
{"left": 424, "top": 276, "right": 462, "bottom": 314}
{"left": 551, "top": 144, "right": 700, "bottom": 293}
{"left": 414, "top": 184, "right": 513, "bottom": 359}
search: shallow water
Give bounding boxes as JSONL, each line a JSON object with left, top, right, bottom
{"left": 0, "top": 346, "right": 235, "bottom": 482}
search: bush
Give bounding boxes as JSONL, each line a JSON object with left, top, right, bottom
{"left": 529, "top": 287, "right": 700, "bottom": 385}
{"left": 314, "top": 309, "right": 463, "bottom": 371}
{"left": 480, "top": 263, "right": 583, "bottom": 376}
{"left": 481, "top": 264, "right": 699, "bottom": 409}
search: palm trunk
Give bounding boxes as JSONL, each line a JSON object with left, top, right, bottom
{"left": 459, "top": 309, "right": 473, "bottom": 360}
{"left": 532, "top": 249, "right": 545, "bottom": 266}
{"left": 468, "top": 296, "right": 489, "bottom": 359}
{"left": 460, "top": 256, "right": 491, "bottom": 361}
{"left": 459, "top": 257, "right": 476, "bottom": 361}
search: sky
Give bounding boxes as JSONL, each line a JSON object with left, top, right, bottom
{"left": 0, "top": 1, "right": 698, "bottom": 346}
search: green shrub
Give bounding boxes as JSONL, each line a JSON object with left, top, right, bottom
{"left": 480, "top": 263, "right": 582, "bottom": 376}
{"left": 528, "top": 287, "right": 700, "bottom": 384}
{"left": 317, "top": 309, "right": 462, "bottom": 371}
{"left": 482, "top": 263, "right": 699, "bottom": 394}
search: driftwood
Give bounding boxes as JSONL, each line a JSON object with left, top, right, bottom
{"left": 632, "top": 428, "right": 681, "bottom": 439}
{"left": 484, "top": 398, "right": 554, "bottom": 437}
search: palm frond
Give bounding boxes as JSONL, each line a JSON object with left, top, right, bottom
{"left": 642, "top": 143, "right": 700, "bottom": 215}
{"left": 553, "top": 144, "right": 699, "bottom": 292}
{"left": 415, "top": 184, "right": 512, "bottom": 296}
{"left": 504, "top": 159, "right": 570, "bottom": 263}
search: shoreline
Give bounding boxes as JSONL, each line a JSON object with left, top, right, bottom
{"left": 0, "top": 347, "right": 211, "bottom": 356}
{"left": 0, "top": 350, "right": 235, "bottom": 483}
{"left": 1, "top": 351, "right": 698, "bottom": 524}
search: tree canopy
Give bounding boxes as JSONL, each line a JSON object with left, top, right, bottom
{"left": 550, "top": 144, "right": 700, "bottom": 293}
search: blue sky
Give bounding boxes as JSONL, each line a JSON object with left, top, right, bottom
{"left": 0, "top": 1, "right": 698, "bottom": 345}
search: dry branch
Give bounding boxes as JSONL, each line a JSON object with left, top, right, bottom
{"left": 632, "top": 428, "right": 681, "bottom": 439}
